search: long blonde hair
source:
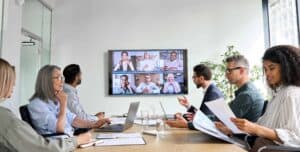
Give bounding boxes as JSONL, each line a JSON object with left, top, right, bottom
{"left": 0, "top": 58, "right": 15, "bottom": 100}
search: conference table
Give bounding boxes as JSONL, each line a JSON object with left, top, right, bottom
{"left": 76, "top": 125, "right": 247, "bottom": 152}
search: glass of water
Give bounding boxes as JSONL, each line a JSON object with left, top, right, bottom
{"left": 140, "top": 110, "right": 149, "bottom": 130}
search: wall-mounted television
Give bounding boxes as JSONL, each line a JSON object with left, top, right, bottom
{"left": 108, "top": 49, "right": 188, "bottom": 95}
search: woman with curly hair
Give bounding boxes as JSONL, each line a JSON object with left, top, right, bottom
{"left": 216, "top": 45, "right": 300, "bottom": 151}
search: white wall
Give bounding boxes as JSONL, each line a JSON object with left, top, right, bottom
{"left": 52, "top": 0, "right": 265, "bottom": 115}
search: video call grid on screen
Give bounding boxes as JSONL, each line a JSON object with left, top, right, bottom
{"left": 108, "top": 49, "right": 188, "bottom": 95}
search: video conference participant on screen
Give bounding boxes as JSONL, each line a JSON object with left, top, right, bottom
{"left": 163, "top": 51, "right": 183, "bottom": 71}
{"left": 138, "top": 52, "right": 156, "bottom": 71}
{"left": 136, "top": 74, "right": 160, "bottom": 94}
{"left": 162, "top": 73, "right": 181, "bottom": 94}
{"left": 116, "top": 74, "right": 135, "bottom": 94}
{"left": 113, "top": 50, "right": 135, "bottom": 71}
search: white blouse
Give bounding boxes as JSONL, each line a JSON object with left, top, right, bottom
{"left": 257, "top": 85, "right": 300, "bottom": 147}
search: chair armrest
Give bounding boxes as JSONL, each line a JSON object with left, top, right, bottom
{"left": 42, "top": 133, "right": 69, "bottom": 138}
{"left": 258, "top": 145, "right": 300, "bottom": 152}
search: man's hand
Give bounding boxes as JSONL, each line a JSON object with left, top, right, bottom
{"left": 165, "top": 113, "right": 188, "bottom": 128}
{"left": 183, "top": 112, "right": 194, "bottom": 121}
{"left": 177, "top": 96, "right": 190, "bottom": 108}
{"left": 215, "top": 121, "right": 233, "bottom": 136}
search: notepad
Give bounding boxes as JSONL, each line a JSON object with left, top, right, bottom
{"left": 95, "top": 133, "right": 145, "bottom": 146}
{"left": 95, "top": 137, "right": 145, "bottom": 146}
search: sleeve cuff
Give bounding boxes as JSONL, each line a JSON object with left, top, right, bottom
{"left": 187, "top": 121, "right": 196, "bottom": 130}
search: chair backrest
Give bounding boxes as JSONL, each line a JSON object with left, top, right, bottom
{"left": 19, "top": 104, "right": 36, "bottom": 130}
{"left": 261, "top": 100, "right": 268, "bottom": 116}
{"left": 19, "top": 104, "right": 68, "bottom": 138}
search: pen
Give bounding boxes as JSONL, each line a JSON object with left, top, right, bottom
{"left": 79, "top": 140, "right": 104, "bottom": 148}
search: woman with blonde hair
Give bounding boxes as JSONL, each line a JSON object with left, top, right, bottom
{"left": 0, "top": 58, "right": 92, "bottom": 152}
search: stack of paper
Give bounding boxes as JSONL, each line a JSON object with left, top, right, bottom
{"left": 192, "top": 111, "right": 245, "bottom": 148}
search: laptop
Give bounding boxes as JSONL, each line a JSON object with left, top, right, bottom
{"left": 159, "top": 102, "right": 175, "bottom": 120}
{"left": 95, "top": 101, "right": 140, "bottom": 132}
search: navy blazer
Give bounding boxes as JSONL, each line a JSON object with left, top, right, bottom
{"left": 187, "top": 83, "right": 224, "bottom": 116}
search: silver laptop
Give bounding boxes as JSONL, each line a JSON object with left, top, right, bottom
{"left": 159, "top": 101, "right": 175, "bottom": 120}
{"left": 95, "top": 101, "right": 140, "bottom": 132}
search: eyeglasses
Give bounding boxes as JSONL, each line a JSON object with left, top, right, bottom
{"left": 52, "top": 76, "right": 64, "bottom": 81}
{"left": 225, "top": 67, "right": 242, "bottom": 73}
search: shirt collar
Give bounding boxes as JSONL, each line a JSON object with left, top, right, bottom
{"left": 63, "top": 83, "right": 77, "bottom": 94}
{"left": 202, "top": 82, "right": 211, "bottom": 93}
{"left": 271, "top": 85, "right": 285, "bottom": 98}
{"left": 234, "top": 81, "right": 250, "bottom": 96}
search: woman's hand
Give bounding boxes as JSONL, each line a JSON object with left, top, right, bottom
{"left": 231, "top": 118, "right": 258, "bottom": 135}
{"left": 55, "top": 90, "right": 68, "bottom": 107}
{"left": 94, "top": 118, "right": 111, "bottom": 128}
{"left": 76, "top": 131, "right": 92, "bottom": 145}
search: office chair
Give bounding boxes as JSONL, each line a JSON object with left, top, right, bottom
{"left": 244, "top": 100, "right": 300, "bottom": 152}
{"left": 19, "top": 104, "right": 67, "bottom": 138}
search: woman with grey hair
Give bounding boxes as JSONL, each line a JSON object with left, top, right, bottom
{"left": 0, "top": 58, "right": 92, "bottom": 151}
{"left": 28, "top": 65, "right": 110, "bottom": 136}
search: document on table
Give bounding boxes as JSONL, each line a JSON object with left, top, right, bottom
{"left": 95, "top": 133, "right": 146, "bottom": 146}
{"left": 205, "top": 98, "right": 244, "bottom": 134}
{"left": 96, "top": 133, "right": 142, "bottom": 139}
{"left": 192, "top": 111, "right": 245, "bottom": 148}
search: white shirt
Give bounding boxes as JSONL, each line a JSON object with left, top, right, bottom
{"left": 164, "top": 59, "right": 183, "bottom": 71}
{"left": 257, "top": 85, "right": 300, "bottom": 147}
{"left": 63, "top": 84, "right": 98, "bottom": 121}
{"left": 139, "top": 59, "right": 156, "bottom": 71}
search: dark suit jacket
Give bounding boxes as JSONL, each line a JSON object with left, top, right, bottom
{"left": 187, "top": 83, "right": 224, "bottom": 116}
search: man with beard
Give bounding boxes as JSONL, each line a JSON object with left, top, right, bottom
{"left": 165, "top": 64, "right": 224, "bottom": 129}
{"left": 63, "top": 64, "right": 104, "bottom": 121}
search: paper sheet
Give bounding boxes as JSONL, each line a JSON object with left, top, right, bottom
{"left": 96, "top": 133, "right": 142, "bottom": 139}
{"left": 205, "top": 98, "right": 244, "bottom": 134}
{"left": 192, "top": 111, "right": 245, "bottom": 148}
{"left": 95, "top": 133, "right": 145, "bottom": 146}
{"left": 95, "top": 137, "right": 145, "bottom": 146}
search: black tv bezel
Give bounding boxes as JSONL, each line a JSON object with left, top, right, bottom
{"left": 108, "top": 49, "right": 188, "bottom": 96}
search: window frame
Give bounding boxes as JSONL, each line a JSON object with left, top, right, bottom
{"left": 262, "top": 0, "right": 300, "bottom": 48}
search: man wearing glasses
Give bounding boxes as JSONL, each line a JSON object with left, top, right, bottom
{"left": 225, "top": 55, "right": 264, "bottom": 122}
